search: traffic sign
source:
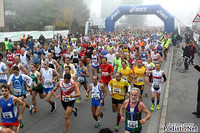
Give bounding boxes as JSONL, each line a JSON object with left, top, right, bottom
{"left": 193, "top": 14, "right": 200, "bottom": 22}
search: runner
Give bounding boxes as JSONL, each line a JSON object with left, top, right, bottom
{"left": 149, "top": 63, "right": 166, "bottom": 110}
{"left": 47, "top": 53, "right": 60, "bottom": 71}
{"left": 0, "top": 84, "right": 26, "bottom": 133}
{"left": 54, "top": 42, "right": 62, "bottom": 65}
{"left": 144, "top": 57, "right": 155, "bottom": 96}
{"left": 20, "top": 48, "right": 31, "bottom": 70}
{"left": 91, "top": 50, "right": 100, "bottom": 76}
{"left": 129, "top": 48, "right": 137, "bottom": 69}
{"left": 80, "top": 46, "right": 87, "bottom": 66}
{"left": 100, "top": 57, "right": 114, "bottom": 87}
{"left": 156, "top": 42, "right": 164, "bottom": 57}
{"left": 0, "top": 54, "right": 8, "bottom": 84}
{"left": 86, "top": 75, "right": 107, "bottom": 128}
{"left": 0, "top": 127, "right": 15, "bottom": 133}
{"left": 131, "top": 60, "right": 147, "bottom": 101}
{"left": 108, "top": 72, "right": 131, "bottom": 132}
{"left": 86, "top": 42, "right": 94, "bottom": 69}
{"left": 7, "top": 66, "right": 33, "bottom": 127}
{"left": 120, "top": 87, "right": 151, "bottom": 133}
{"left": 32, "top": 46, "right": 41, "bottom": 70}
{"left": 105, "top": 50, "right": 115, "bottom": 67}
{"left": 151, "top": 48, "right": 162, "bottom": 64}
{"left": 120, "top": 61, "right": 132, "bottom": 83}
{"left": 7, "top": 50, "right": 15, "bottom": 74}
{"left": 139, "top": 46, "right": 148, "bottom": 64}
{"left": 71, "top": 50, "right": 81, "bottom": 68}
{"left": 15, "top": 46, "right": 21, "bottom": 56}
{"left": 76, "top": 60, "right": 90, "bottom": 103}
{"left": 163, "top": 37, "right": 171, "bottom": 60}
{"left": 30, "top": 64, "right": 46, "bottom": 113}
{"left": 64, "top": 57, "right": 77, "bottom": 78}
{"left": 12, "top": 56, "right": 28, "bottom": 75}
{"left": 41, "top": 60, "right": 59, "bottom": 113}
{"left": 52, "top": 73, "right": 81, "bottom": 133}
{"left": 114, "top": 52, "right": 121, "bottom": 72}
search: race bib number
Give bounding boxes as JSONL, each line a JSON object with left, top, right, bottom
{"left": 62, "top": 96, "right": 69, "bottom": 102}
{"left": 153, "top": 83, "right": 160, "bottom": 90}
{"left": 2, "top": 112, "right": 13, "bottom": 119}
{"left": 137, "top": 78, "right": 144, "bottom": 83}
{"left": 45, "top": 79, "right": 53, "bottom": 86}
{"left": 8, "top": 61, "right": 13, "bottom": 64}
{"left": 14, "top": 89, "right": 21, "bottom": 95}
{"left": 113, "top": 88, "right": 121, "bottom": 94}
{"left": 122, "top": 76, "right": 127, "bottom": 81}
{"left": 77, "top": 77, "right": 84, "bottom": 82}
{"left": 127, "top": 120, "right": 138, "bottom": 128}
{"left": 91, "top": 93, "right": 100, "bottom": 100}
{"left": 102, "top": 72, "right": 108, "bottom": 76}
{"left": 125, "top": 52, "right": 128, "bottom": 55}
{"left": 33, "top": 54, "right": 38, "bottom": 58}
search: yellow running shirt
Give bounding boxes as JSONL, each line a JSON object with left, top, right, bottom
{"left": 108, "top": 78, "right": 129, "bottom": 100}
{"left": 131, "top": 66, "right": 146, "bottom": 86}
{"left": 120, "top": 67, "right": 131, "bottom": 82}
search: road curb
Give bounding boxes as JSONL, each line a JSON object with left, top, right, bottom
{"left": 159, "top": 47, "right": 174, "bottom": 133}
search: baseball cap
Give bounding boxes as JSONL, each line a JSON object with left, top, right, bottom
{"left": 137, "top": 60, "right": 142, "bottom": 63}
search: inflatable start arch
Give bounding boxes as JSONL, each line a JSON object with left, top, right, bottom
{"left": 105, "top": 4, "right": 175, "bottom": 33}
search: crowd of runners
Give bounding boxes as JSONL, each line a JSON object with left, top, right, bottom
{"left": 0, "top": 28, "right": 173, "bottom": 133}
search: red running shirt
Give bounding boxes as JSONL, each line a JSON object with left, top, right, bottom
{"left": 100, "top": 63, "right": 114, "bottom": 84}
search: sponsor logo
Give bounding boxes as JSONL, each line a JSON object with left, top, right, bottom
{"left": 157, "top": 10, "right": 168, "bottom": 20}
{"left": 130, "top": 6, "right": 147, "bottom": 13}
{"left": 7, "top": 103, "right": 11, "bottom": 106}
{"left": 111, "top": 10, "right": 120, "bottom": 20}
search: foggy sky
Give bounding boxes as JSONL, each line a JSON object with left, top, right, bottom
{"left": 86, "top": 0, "right": 199, "bottom": 26}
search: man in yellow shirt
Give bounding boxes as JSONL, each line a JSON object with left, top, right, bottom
{"left": 120, "top": 61, "right": 132, "bottom": 83}
{"left": 131, "top": 60, "right": 148, "bottom": 101}
{"left": 108, "top": 72, "right": 131, "bottom": 132}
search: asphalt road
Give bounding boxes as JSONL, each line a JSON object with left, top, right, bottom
{"left": 1, "top": 48, "right": 172, "bottom": 133}
{"left": 165, "top": 44, "right": 200, "bottom": 132}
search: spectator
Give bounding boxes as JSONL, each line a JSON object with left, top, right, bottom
{"left": 20, "top": 38, "right": 25, "bottom": 48}
{"left": 27, "top": 36, "right": 34, "bottom": 54}
{"left": 38, "top": 34, "right": 45, "bottom": 46}
{"left": 4, "top": 37, "right": 8, "bottom": 55}
{"left": 182, "top": 41, "right": 191, "bottom": 70}
{"left": 26, "top": 34, "right": 31, "bottom": 43}
{"left": 23, "top": 34, "right": 26, "bottom": 44}
{"left": 189, "top": 41, "right": 196, "bottom": 64}
{"left": 7, "top": 39, "right": 13, "bottom": 51}
{"left": 192, "top": 62, "right": 200, "bottom": 118}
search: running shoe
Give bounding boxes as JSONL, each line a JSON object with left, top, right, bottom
{"left": 19, "top": 121, "right": 24, "bottom": 128}
{"left": 115, "top": 125, "right": 119, "bottom": 132}
{"left": 95, "top": 121, "right": 100, "bottom": 128}
{"left": 156, "top": 104, "right": 160, "bottom": 110}
{"left": 73, "top": 107, "right": 78, "bottom": 117}
{"left": 86, "top": 96, "right": 89, "bottom": 101}
{"left": 51, "top": 102, "right": 56, "bottom": 113}
{"left": 100, "top": 110, "right": 103, "bottom": 118}
{"left": 33, "top": 108, "right": 38, "bottom": 113}
{"left": 29, "top": 105, "right": 33, "bottom": 115}
{"left": 151, "top": 104, "right": 155, "bottom": 111}
{"left": 76, "top": 98, "right": 82, "bottom": 103}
